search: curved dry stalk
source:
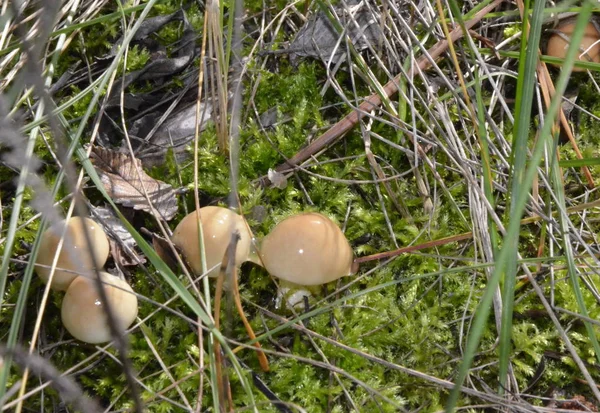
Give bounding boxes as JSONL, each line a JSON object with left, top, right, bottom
{"left": 0, "top": 344, "right": 103, "bottom": 413}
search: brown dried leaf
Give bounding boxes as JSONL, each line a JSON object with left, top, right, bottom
{"left": 90, "top": 146, "right": 178, "bottom": 220}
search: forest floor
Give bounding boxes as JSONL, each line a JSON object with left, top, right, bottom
{"left": 2, "top": 0, "right": 600, "bottom": 412}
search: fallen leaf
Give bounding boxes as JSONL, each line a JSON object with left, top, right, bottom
{"left": 288, "top": 0, "right": 383, "bottom": 65}
{"left": 90, "top": 146, "right": 178, "bottom": 221}
{"left": 129, "top": 99, "right": 214, "bottom": 167}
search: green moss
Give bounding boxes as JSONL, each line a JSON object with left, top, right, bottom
{"left": 124, "top": 44, "right": 151, "bottom": 72}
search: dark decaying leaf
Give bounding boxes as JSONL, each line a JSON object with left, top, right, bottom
{"left": 52, "top": 10, "right": 197, "bottom": 106}
{"left": 288, "top": 0, "right": 383, "bottom": 64}
{"left": 91, "top": 205, "right": 146, "bottom": 266}
{"left": 90, "top": 146, "right": 178, "bottom": 221}
{"left": 94, "top": 8, "right": 214, "bottom": 168}
{"left": 128, "top": 98, "right": 214, "bottom": 167}
{"left": 106, "top": 9, "right": 197, "bottom": 106}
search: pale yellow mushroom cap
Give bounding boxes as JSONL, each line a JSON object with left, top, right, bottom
{"left": 35, "top": 217, "right": 110, "bottom": 291}
{"left": 260, "top": 212, "right": 354, "bottom": 285}
{"left": 171, "top": 206, "right": 252, "bottom": 277}
{"left": 547, "top": 20, "right": 600, "bottom": 71}
{"left": 61, "top": 272, "right": 138, "bottom": 344}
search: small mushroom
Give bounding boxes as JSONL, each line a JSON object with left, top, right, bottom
{"left": 260, "top": 212, "right": 354, "bottom": 285}
{"left": 171, "top": 206, "right": 252, "bottom": 277}
{"left": 35, "top": 217, "right": 110, "bottom": 291}
{"left": 61, "top": 272, "right": 138, "bottom": 344}
{"left": 546, "top": 18, "right": 600, "bottom": 71}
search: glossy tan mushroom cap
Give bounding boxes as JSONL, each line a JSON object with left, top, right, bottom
{"left": 61, "top": 272, "right": 138, "bottom": 344}
{"left": 546, "top": 20, "right": 600, "bottom": 71}
{"left": 35, "top": 217, "right": 110, "bottom": 291}
{"left": 171, "top": 206, "right": 252, "bottom": 277}
{"left": 260, "top": 212, "right": 354, "bottom": 285}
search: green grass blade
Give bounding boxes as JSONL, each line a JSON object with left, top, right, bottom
{"left": 558, "top": 157, "right": 600, "bottom": 167}
{"left": 2, "top": 1, "right": 257, "bottom": 408}
{"left": 77, "top": 149, "right": 258, "bottom": 410}
{"left": 498, "top": 0, "right": 545, "bottom": 394}
{"left": 0, "top": 4, "right": 147, "bottom": 59}
{"left": 447, "top": 1, "right": 596, "bottom": 410}
{"left": 548, "top": 141, "right": 600, "bottom": 365}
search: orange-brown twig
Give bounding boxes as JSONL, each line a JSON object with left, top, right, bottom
{"left": 354, "top": 232, "right": 473, "bottom": 264}
{"left": 214, "top": 235, "right": 270, "bottom": 374}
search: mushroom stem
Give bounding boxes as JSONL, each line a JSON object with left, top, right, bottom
{"left": 213, "top": 236, "right": 269, "bottom": 372}
{"left": 231, "top": 264, "right": 270, "bottom": 372}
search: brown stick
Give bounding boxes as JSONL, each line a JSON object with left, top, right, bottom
{"left": 354, "top": 232, "right": 473, "bottom": 264}
{"left": 267, "top": 0, "right": 506, "bottom": 180}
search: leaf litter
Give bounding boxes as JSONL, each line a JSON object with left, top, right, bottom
{"left": 89, "top": 146, "right": 178, "bottom": 221}
{"left": 288, "top": 0, "right": 384, "bottom": 65}
{"left": 94, "top": 9, "right": 214, "bottom": 168}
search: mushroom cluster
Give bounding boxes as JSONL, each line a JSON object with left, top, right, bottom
{"left": 172, "top": 207, "right": 355, "bottom": 287}
{"left": 36, "top": 216, "right": 138, "bottom": 344}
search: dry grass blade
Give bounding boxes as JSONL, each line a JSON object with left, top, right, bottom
{"left": 0, "top": 344, "right": 103, "bottom": 413}
{"left": 90, "top": 146, "right": 178, "bottom": 221}
{"left": 205, "top": 0, "right": 230, "bottom": 152}
{"left": 538, "top": 62, "right": 594, "bottom": 187}
{"left": 2, "top": 2, "right": 144, "bottom": 412}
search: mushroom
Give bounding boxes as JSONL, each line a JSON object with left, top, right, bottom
{"left": 61, "top": 272, "right": 138, "bottom": 344}
{"left": 35, "top": 217, "right": 110, "bottom": 291}
{"left": 171, "top": 206, "right": 253, "bottom": 277}
{"left": 259, "top": 212, "right": 354, "bottom": 285}
{"left": 546, "top": 18, "right": 600, "bottom": 71}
